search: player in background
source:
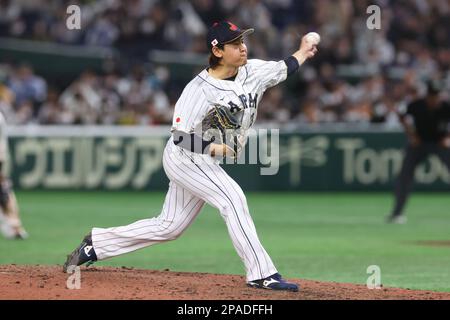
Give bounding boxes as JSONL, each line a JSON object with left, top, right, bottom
{"left": 387, "top": 80, "right": 450, "bottom": 224}
{"left": 0, "top": 112, "right": 28, "bottom": 239}
{"left": 63, "top": 21, "right": 318, "bottom": 292}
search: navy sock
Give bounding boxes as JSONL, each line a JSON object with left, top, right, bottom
{"left": 79, "top": 242, "right": 97, "bottom": 262}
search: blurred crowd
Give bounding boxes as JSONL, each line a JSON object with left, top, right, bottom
{"left": 0, "top": 63, "right": 172, "bottom": 125}
{"left": 0, "top": 0, "right": 450, "bottom": 126}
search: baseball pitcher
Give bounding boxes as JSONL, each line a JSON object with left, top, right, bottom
{"left": 64, "top": 21, "right": 318, "bottom": 292}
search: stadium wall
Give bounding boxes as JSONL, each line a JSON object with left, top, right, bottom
{"left": 6, "top": 125, "right": 450, "bottom": 191}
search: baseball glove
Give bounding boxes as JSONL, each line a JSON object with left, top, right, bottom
{"left": 199, "top": 105, "right": 243, "bottom": 161}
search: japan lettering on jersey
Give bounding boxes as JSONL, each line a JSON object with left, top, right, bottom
{"left": 171, "top": 59, "right": 288, "bottom": 150}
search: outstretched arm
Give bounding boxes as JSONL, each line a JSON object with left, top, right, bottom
{"left": 247, "top": 33, "right": 319, "bottom": 90}
{"left": 282, "top": 32, "right": 320, "bottom": 77}
{"left": 291, "top": 33, "right": 319, "bottom": 66}
{"left": 281, "top": 33, "right": 320, "bottom": 77}
{"left": 292, "top": 34, "right": 318, "bottom": 65}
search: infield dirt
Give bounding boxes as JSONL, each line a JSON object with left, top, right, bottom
{"left": 1, "top": 265, "right": 450, "bottom": 300}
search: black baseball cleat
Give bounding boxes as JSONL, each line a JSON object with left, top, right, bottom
{"left": 63, "top": 233, "right": 98, "bottom": 273}
{"left": 247, "top": 273, "right": 299, "bottom": 292}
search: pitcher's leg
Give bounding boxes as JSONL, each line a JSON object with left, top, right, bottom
{"left": 164, "top": 148, "right": 277, "bottom": 281}
{"left": 215, "top": 169, "right": 278, "bottom": 282}
{"left": 91, "top": 182, "right": 204, "bottom": 260}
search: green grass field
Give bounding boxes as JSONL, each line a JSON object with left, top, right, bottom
{"left": 1, "top": 191, "right": 450, "bottom": 292}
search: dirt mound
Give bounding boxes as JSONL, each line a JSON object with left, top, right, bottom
{"left": 0, "top": 265, "right": 449, "bottom": 300}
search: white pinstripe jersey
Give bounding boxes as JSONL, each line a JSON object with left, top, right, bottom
{"left": 171, "top": 59, "right": 288, "bottom": 145}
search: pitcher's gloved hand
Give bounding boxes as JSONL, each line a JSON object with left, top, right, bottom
{"left": 200, "top": 105, "right": 243, "bottom": 161}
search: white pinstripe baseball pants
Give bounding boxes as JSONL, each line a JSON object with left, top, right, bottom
{"left": 91, "top": 137, "right": 277, "bottom": 281}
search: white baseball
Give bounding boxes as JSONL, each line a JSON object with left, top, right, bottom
{"left": 305, "top": 32, "right": 321, "bottom": 45}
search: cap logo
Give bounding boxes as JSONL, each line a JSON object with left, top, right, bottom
{"left": 228, "top": 22, "right": 238, "bottom": 31}
{"left": 211, "top": 39, "right": 218, "bottom": 47}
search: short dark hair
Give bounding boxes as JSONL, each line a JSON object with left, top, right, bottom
{"left": 208, "top": 44, "right": 224, "bottom": 69}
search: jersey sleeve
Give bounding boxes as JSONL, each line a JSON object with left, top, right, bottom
{"left": 171, "top": 80, "right": 210, "bottom": 133}
{"left": 246, "top": 59, "right": 288, "bottom": 91}
{"left": 171, "top": 83, "right": 195, "bottom": 132}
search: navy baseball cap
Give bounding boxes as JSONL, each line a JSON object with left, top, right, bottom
{"left": 207, "top": 21, "right": 254, "bottom": 51}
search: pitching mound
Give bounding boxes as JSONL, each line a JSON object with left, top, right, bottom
{"left": 1, "top": 265, "right": 449, "bottom": 300}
